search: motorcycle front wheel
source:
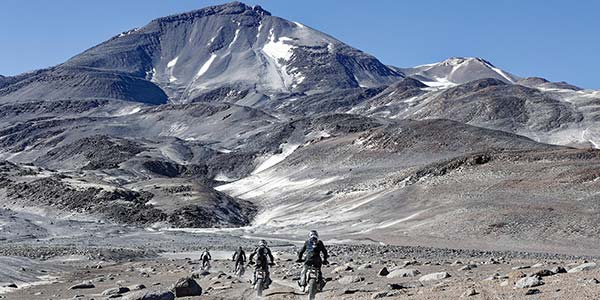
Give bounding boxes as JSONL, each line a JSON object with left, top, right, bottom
{"left": 308, "top": 278, "right": 317, "bottom": 300}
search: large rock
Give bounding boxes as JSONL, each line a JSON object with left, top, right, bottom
{"left": 102, "top": 286, "right": 130, "bottom": 295}
{"left": 458, "top": 264, "right": 477, "bottom": 271}
{"left": 386, "top": 268, "right": 420, "bottom": 278}
{"left": 371, "top": 291, "right": 399, "bottom": 299}
{"left": 531, "top": 269, "right": 554, "bottom": 277}
{"left": 332, "top": 264, "right": 354, "bottom": 273}
{"left": 418, "top": 272, "right": 451, "bottom": 282}
{"left": 125, "top": 290, "right": 175, "bottom": 300}
{"left": 170, "top": 277, "right": 202, "bottom": 297}
{"left": 338, "top": 276, "right": 365, "bottom": 285}
{"left": 568, "top": 262, "right": 597, "bottom": 273}
{"left": 69, "top": 282, "right": 95, "bottom": 289}
{"left": 462, "top": 288, "right": 478, "bottom": 297}
{"left": 387, "top": 282, "right": 422, "bottom": 290}
{"left": 378, "top": 267, "right": 389, "bottom": 276}
{"left": 191, "top": 270, "right": 211, "bottom": 279}
{"left": 129, "top": 284, "right": 147, "bottom": 291}
{"left": 515, "top": 276, "right": 544, "bottom": 289}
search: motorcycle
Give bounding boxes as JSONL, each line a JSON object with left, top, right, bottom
{"left": 234, "top": 261, "right": 245, "bottom": 278}
{"left": 201, "top": 260, "right": 211, "bottom": 271}
{"left": 250, "top": 261, "right": 274, "bottom": 297}
{"left": 303, "top": 265, "right": 321, "bottom": 300}
{"left": 297, "top": 258, "right": 327, "bottom": 300}
{"left": 253, "top": 268, "right": 268, "bottom": 297}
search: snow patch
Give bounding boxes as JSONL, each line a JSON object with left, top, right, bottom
{"left": 228, "top": 28, "right": 241, "bottom": 48}
{"left": 263, "top": 34, "right": 295, "bottom": 61}
{"left": 214, "top": 173, "right": 236, "bottom": 182}
{"left": 167, "top": 56, "right": 179, "bottom": 68}
{"left": 421, "top": 77, "right": 456, "bottom": 89}
{"left": 253, "top": 143, "right": 300, "bottom": 174}
{"left": 327, "top": 43, "right": 335, "bottom": 53}
{"left": 118, "top": 28, "right": 139, "bottom": 37}
{"left": 293, "top": 21, "right": 305, "bottom": 28}
{"left": 216, "top": 172, "right": 338, "bottom": 200}
{"left": 491, "top": 66, "right": 514, "bottom": 83}
{"left": 196, "top": 54, "right": 217, "bottom": 78}
{"left": 376, "top": 210, "right": 428, "bottom": 229}
{"left": 256, "top": 21, "right": 263, "bottom": 39}
{"left": 113, "top": 106, "right": 142, "bottom": 116}
{"left": 162, "top": 122, "right": 188, "bottom": 136}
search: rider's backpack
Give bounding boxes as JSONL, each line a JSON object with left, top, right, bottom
{"left": 256, "top": 247, "right": 269, "bottom": 265}
{"left": 305, "top": 240, "right": 318, "bottom": 260}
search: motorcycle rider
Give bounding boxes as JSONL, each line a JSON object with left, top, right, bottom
{"left": 249, "top": 240, "right": 275, "bottom": 289}
{"left": 200, "top": 248, "right": 212, "bottom": 270}
{"left": 232, "top": 246, "right": 247, "bottom": 275}
{"left": 297, "top": 230, "right": 329, "bottom": 291}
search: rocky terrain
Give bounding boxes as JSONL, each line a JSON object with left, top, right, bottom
{"left": 1, "top": 1, "right": 600, "bottom": 299}
{"left": 1, "top": 239, "right": 600, "bottom": 299}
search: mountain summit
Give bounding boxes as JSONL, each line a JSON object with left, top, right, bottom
{"left": 0, "top": 2, "right": 402, "bottom": 105}
{"left": 399, "top": 57, "right": 518, "bottom": 88}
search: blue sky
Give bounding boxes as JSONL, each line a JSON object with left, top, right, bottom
{"left": 1, "top": 0, "right": 598, "bottom": 88}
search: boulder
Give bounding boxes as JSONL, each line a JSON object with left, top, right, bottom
{"left": 459, "top": 264, "right": 477, "bottom": 271}
{"left": 386, "top": 268, "right": 420, "bottom": 278}
{"left": 338, "top": 276, "right": 365, "bottom": 285}
{"left": 378, "top": 267, "right": 389, "bottom": 276}
{"left": 171, "top": 277, "right": 202, "bottom": 297}
{"left": 69, "top": 282, "right": 95, "bottom": 289}
{"left": 461, "top": 288, "right": 478, "bottom": 297}
{"left": 550, "top": 266, "right": 567, "bottom": 274}
{"left": 191, "top": 270, "right": 210, "bottom": 278}
{"left": 124, "top": 290, "right": 175, "bottom": 300}
{"left": 568, "top": 262, "right": 597, "bottom": 273}
{"left": 332, "top": 265, "right": 354, "bottom": 273}
{"left": 531, "top": 269, "right": 554, "bottom": 277}
{"left": 102, "top": 286, "right": 130, "bottom": 295}
{"left": 372, "top": 291, "right": 396, "bottom": 299}
{"left": 525, "top": 288, "right": 541, "bottom": 295}
{"left": 129, "top": 284, "right": 147, "bottom": 291}
{"left": 418, "top": 272, "right": 451, "bottom": 282}
{"left": 387, "top": 282, "right": 422, "bottom": 290}
{"left": 515, "top": 276, "right": 544, "bottom": 289}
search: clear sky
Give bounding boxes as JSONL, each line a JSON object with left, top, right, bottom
{"left": 1, "top": 0, "right": 598, "bottom": 88}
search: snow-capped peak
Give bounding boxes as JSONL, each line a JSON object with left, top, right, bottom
{"left": 399, "top": 57, "right": 519, "bottom": 88}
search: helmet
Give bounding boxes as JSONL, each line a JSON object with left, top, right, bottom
{"left": 308, "top": 230, "right": 319, "bottom": 240}
{"left": 238, "top": 246, "right": 243, "bottom": 250}
{"left": 259, "top": 239, "right": 268, "bottom": 247}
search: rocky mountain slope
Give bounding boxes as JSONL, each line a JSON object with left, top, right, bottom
{"left": 0, "top": 1, "right": 599, "bottom": 260}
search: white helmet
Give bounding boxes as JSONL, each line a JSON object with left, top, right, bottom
{"left": 259, "top": 239, "right": 268, "bottom": 247}
{"left": 308, "top": 230, "right": 319, "bottom": 240}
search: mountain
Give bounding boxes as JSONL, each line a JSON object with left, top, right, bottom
{"left": 517, "top": 76, "right": 582, "bottom": 91}
{"left": 397, "top": 57, "right": 519, "bottom": 88}
{"left": 1, "top": 1, "right": 600, "bottom": 257}
{"left": 0, "top": 2, "right": 401, "bottom": 105}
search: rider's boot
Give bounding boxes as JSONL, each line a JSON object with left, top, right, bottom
{"left": 318, "top": 269, "right": 326, "bottom": 292}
